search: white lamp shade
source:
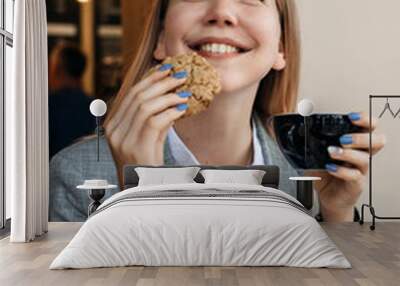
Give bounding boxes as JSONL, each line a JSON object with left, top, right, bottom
{"left": 297, "top": 99, "right": 314, "bottom": 116}
{"left": 90, "top": 99, "right": 107, "bottom": 117}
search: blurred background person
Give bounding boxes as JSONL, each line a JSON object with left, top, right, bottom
{"left": 48, "top": 41, "right": 96, "bottom": 159}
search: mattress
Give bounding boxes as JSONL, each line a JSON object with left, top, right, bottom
{"left": 50, "top": 183, "right": 350, "bottom": 269}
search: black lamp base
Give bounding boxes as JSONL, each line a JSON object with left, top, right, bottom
{"left": 88, "top": 189, "right": 106, "bottom": 216}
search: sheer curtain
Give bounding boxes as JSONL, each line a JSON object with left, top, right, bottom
{"left": 7, "top": 0, "right": 49, "bottom": 242}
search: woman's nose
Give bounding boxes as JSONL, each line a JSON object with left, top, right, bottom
{"left": 203, "top": 0, "right": 238, "bottom": 28}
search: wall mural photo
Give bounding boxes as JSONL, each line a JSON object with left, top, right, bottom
{"left": 47, "top": 0, "right": 388, "bottom": 231}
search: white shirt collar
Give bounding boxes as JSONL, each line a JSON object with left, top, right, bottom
{"left": 167, "top": 119, "right": 265, "bottom": 165}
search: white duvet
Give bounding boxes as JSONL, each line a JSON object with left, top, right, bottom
{"left": 50, "top": 183, "right": 351, "bottom": 269}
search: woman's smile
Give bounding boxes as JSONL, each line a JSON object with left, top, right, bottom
{"left": 186, "top": 36, "right": 253, "bottom": 60}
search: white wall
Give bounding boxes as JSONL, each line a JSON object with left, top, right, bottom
{"left": 297, "top": 0, "right": 400, "bottom": 220}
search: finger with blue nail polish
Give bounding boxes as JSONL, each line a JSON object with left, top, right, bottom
{"left": 176, "top": 103, "right": 188, "bottom": 111}
{"left": 159, "top": 63, "right": 173, "bottom": 71}
{"left": 172, "top": 71, "right": 188, "bottom": 79}
{"left": 326, "top": 163, "right": 338, "bottom": 172}
{"left": 177, "top": 91, "right": 192, "bottom": 98}
{"left": 348, "top": 112, "right": 361, "bottom": 121}
{"left": 340, "top": 135, "right": 353, "bottom": 145}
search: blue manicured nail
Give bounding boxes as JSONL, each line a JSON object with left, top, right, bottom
{"left": 340, "top": 135, "right": 353, "bottom": 145}
{"left": 326, "top": 163, "right": 338, "bottom": 172}
{"left": 348, "top": 112, "right": 361, "bottom": 121}
{"left": 172, "top": 71, "right": 188, "bottom": 79}
{"left": 159, "top": 63, "right": 173, "bottom": 71}
{"left": 177, "top": 91, "right": 192, "bottom": 98}
{"left": 176, "top": 103, "right": 188, "bottom": 111}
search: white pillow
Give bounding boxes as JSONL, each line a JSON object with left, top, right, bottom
{"left": 135, "top": 167, "right": 200, "bottom": 186}
{"left": 200, "top": 169, "right": 266, "bottom": 185}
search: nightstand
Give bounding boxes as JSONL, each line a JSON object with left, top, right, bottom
{"left": 77, "top": 180, "right": 117, "bottom": 216}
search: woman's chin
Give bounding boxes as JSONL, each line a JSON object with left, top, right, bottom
{"left": 217, "top": 76, "right": 258, "bottom": 95}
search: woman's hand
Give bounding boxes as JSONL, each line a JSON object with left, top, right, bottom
{"left": 305, "top": 112, "right": 386, "bottom": 222}
{"left": 104, "top": 64, "right": 191, "bottom": 186}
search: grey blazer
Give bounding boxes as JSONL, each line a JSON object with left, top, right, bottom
{"left": 49, "top": 114, "right": 300, "bottom": 222}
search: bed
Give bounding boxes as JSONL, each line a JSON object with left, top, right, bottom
{"left": 50, "top": 165, "right": 350, "bottom": 269}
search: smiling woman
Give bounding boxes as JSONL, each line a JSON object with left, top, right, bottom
{"left": 49, "top": 0, "right": 385, "bottom": 223}
{"left": 104, "top": 0, "right": 300, "bottom": 184}
{"left": 49, "top": 0, "right": 305, "bottom": 222}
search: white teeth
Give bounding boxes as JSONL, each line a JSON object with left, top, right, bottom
{"left": 199, "top": 43, "right": 239, "bottom": 54}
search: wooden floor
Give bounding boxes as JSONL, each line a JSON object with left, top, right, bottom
{"left": 0, "top": 222, "right": 399, "bottom": 286}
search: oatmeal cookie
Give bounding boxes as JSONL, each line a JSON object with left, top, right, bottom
{"left": 146, "top": 52, "right": 221, "bottom": 118}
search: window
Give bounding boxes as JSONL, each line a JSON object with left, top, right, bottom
{"left": 1, "top": 0, "right": 14, "bottom": 231}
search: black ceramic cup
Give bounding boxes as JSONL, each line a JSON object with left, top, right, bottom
{"left": 272, "top": 113, "right": 364, "bottom": 170}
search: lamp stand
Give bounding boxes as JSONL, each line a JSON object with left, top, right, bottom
{"left": 96, "top": 116, "right": 100, "bottom": 162}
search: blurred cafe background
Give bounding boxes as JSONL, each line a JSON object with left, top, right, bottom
{"left": 46, "top": 0, "right": 151, "bottom": 158}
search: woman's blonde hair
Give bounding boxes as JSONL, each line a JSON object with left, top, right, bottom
{"left": 106, "top": 0, "right": 300, "bottom": 131}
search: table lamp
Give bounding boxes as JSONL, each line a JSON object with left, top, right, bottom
{"left": 89, "top": 99, "right": 107, "bottom": 162}
{"left": 290, "top": 99, "right": 321, "bottom": 211}
{"left": 298, "top": 98, "right": 314, "bottom": 163}
{"left": 76, "top": 99, "right": 116, "bottom": 217}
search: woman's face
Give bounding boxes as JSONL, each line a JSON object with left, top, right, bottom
{"left": 154, "top": 0, "right": 286, "bottom": 94}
